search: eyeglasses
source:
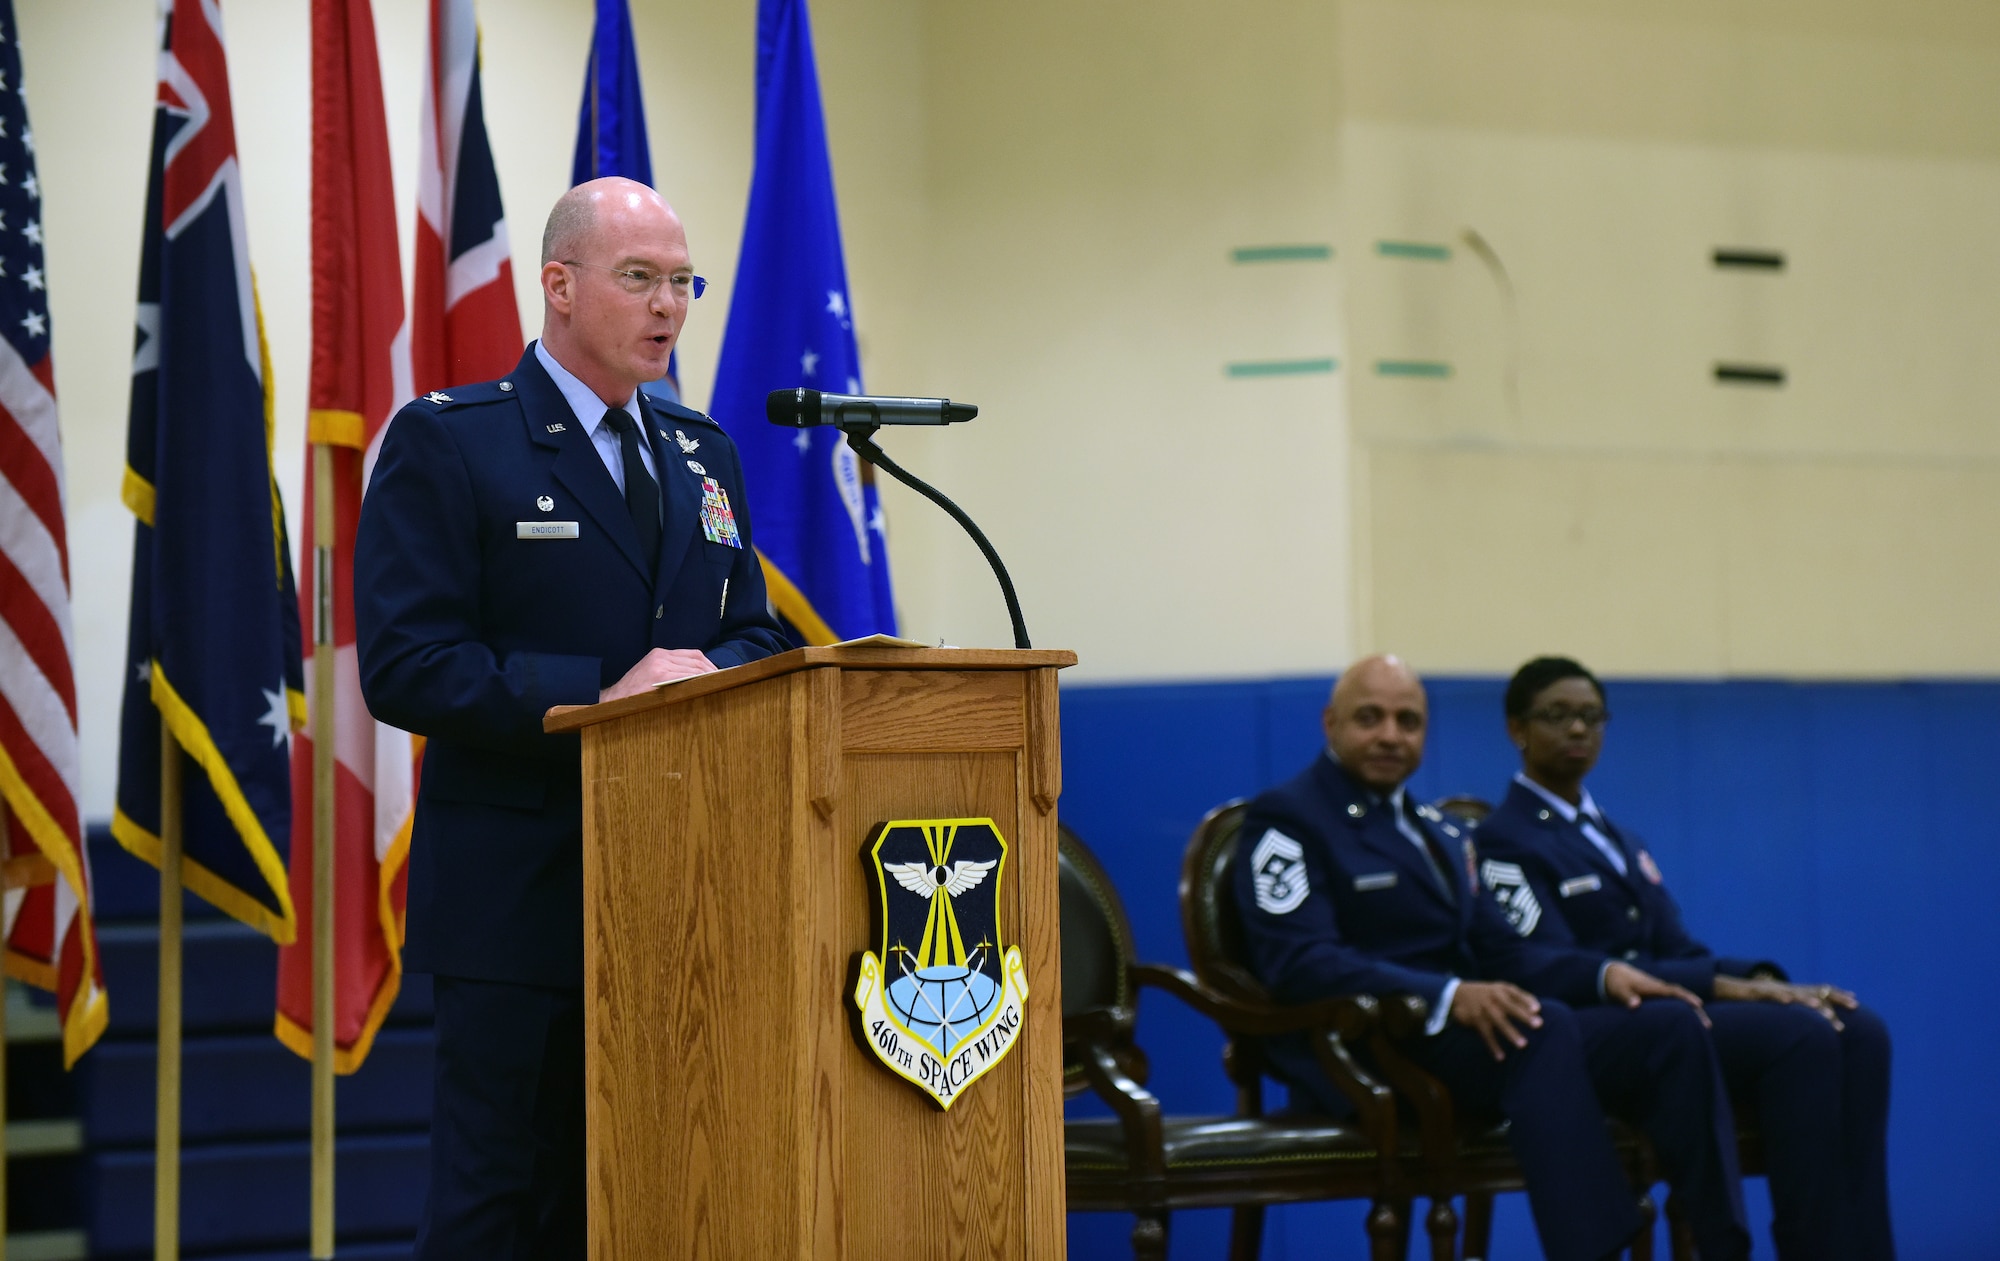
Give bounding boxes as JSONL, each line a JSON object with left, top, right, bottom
{"left": 1527, "top": 706, "right": 1611, "bottom": 730}
{"left": 563, "top": 261, "right": 707, "bottom": 300}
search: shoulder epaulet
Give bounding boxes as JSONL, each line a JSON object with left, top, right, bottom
{"left": 413, "top": 379, "right": 517, "bottom": 410}
{"left": 669, "top": 407, "right": 725, "bottom": 432}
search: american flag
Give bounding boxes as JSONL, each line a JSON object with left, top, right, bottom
{"left": 0, "top": 0, "right": 107, "bottom": 1067}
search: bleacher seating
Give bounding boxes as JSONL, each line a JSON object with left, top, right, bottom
{"left": 6, "top": 826, "right": 436, "bottom": 1260}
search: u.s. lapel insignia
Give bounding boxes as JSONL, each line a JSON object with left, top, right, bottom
{"left": 852, "top": 819, "right": 1029, "bottom": 1110}
{"left": 424, "top": 391, "right": 451, "bottom": 404}
{"left": 546, "top": 423, "right": 566, "bottom": 433}
{"left": 674, "top": 428, "right": 700, "bottom": 453}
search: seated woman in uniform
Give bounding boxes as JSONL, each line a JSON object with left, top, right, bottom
{"left": 1474, "top": 656, "right": 1894, "bottom": 1261}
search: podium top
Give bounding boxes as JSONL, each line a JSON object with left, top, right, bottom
{"left": 543, "top": 643, "right": 1076, "bottom": 733}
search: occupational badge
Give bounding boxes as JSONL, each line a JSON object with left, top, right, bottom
{"left": 852, "top": 819, "right": 1030, "bottom": 1110}
{"left": 674, "top": 428, "right": 700, "bottom": 453}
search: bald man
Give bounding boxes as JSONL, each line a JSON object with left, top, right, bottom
{"left": 356, "top": 179, "right": 790, "bottom": 1257}
{"left": 1231, "top": 656, "right": 1750, "bottom": 1261}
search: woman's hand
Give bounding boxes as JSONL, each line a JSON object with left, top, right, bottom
{"left": 1712, "top": 974, "right": 1856, "bottom": 1030}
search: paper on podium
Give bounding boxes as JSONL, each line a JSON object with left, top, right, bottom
{"left": 650, "top": 634, "right": 936, "bottom": 691}
{"left": 833, "top": 633, "right": 933, "bottom": 649}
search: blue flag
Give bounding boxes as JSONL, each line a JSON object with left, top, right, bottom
{"left": 709, "top": 0, "right": 897, "bottom": 643}
{"left": 113, "top": 4, "right": 304, "bottom": 942}
{"left": 571, "top": 0, "right": 683, "bottom": 401}
{"left": 571, "top": 0, "right": 651, "bottom": 188}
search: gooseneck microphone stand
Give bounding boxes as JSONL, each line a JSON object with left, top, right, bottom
{"left": 840, "top": 425, "right": 1031, "bottom": 650}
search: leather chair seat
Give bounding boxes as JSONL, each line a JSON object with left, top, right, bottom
{"left": 1065, "top": 1115, "right": 1382, "bottom": 1174}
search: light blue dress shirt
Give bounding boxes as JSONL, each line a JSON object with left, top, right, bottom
{"left": 533, "top": 339, "right": 657, "bottom": 494}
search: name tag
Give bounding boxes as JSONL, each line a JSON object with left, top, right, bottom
{"left": 1353, "top": 871, "right": 1398, "bottom": 892}
{"left": 1560, "top": 874, "right": 1602, "bottom": 898}
{"left": 517, "top": 521, "right": 579, "bottom": 539}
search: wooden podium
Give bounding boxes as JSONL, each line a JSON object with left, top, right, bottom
{"left": 544, "top": 644, "right": 1076, "bottom": 1259}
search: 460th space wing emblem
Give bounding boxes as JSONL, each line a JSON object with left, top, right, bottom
{"left": 852, "top": 818, "right": 1029, "bottom": 1110}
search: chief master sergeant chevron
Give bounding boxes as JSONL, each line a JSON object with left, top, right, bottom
{"left": 354, "top": 178, "right": 789, "bottom": 1258}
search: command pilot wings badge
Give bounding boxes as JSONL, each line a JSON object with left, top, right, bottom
{"left": 853, "top": 819, "right": 1029, "bottom": 1109}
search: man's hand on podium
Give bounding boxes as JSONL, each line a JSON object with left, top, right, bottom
{"left": 600, "top": 648, "right": 719, "bottom": 703}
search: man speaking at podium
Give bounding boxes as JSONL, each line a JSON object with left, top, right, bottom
{"left": 356, "top": 178, "right": 789, "bottom": 1258}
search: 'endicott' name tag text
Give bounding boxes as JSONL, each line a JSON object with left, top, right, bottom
{"left": 516, "top": 521, "right": 580, "bottom": 539}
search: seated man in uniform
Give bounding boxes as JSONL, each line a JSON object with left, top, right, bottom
{"left": 1475, "top": 656, "right": 1894, "bottom": 1260}
{"left": 1232, "top": 654, "right": 1750, "bottom": 1261}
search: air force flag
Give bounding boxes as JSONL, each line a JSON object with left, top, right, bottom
{"left": 709, "top": 0, "right": 896, "bottom": 645}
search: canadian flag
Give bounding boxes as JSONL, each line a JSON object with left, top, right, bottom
{"left": 275, "top": 0, "right": 419, "bottom": 1073}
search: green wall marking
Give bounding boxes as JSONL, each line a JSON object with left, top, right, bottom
{"left": 1374, "top": 359, "right": 1451, "bottom": 378}
{"left": 1230, "top": 244, "right": 1333, "bottom": 264}
{"left": 1376, "top": 240, "right": 1452, "bottom": 261}
{"left": 1225, "top": 357, "right": 1339, "bottom": 378}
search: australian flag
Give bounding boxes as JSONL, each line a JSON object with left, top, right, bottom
{"left": 571, "top": 0, "right": 682, "bottom": 402}
{"left": 709, "top": 0, "right": 897, "bottom": 643}
{"left": 113, "top": 1, "right": 304, "bottom": 943}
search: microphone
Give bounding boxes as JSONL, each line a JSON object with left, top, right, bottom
{"left": 765, "top": 388, "right": 978, "bottom": 428}
{"left": 763, "top": 384, "right": 1030, "bottom": 649}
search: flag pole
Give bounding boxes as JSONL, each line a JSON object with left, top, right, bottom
{"left": 1, "top": 811, "right": 10, "bottom": 1261}
{"left": 310, "top": 441, "right": 337, "bottom": 1258}
{"left": 156, "top": 713, "right": 183, "bottom": 1261}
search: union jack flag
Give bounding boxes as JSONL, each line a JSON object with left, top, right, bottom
{"left": 413, "top": 0, "right": 522, "bottom": 394}
{"left": 0, "top": 0, "right": 106, "bottom": 1068}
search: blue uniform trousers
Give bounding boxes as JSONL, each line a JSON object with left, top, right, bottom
{"left": 1396, "top": 1000, "right": 1748, "bottom": 1261}
{"left": 415, "top": 977, "right": 585, "bottom": 1261}
{"left": 1711, "top": 1003, "right": 1894, "bottom": 1260}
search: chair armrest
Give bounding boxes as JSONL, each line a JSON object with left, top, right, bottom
{"left": 1363, "top": 997, "right": 1462, "bottom": 1192}
{"left": 1129, "top": 962, "right": 1378, "bottom": 1041}
{"left": 1073, "top": 1036, "right": 1168, "bottom": 1183}
{"left": 1373, "top": 992, "right": 1431, "bottom": 1039}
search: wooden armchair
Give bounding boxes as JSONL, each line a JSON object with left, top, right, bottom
{"left": 1058, "top": 824, "right": 1413, "bottom": 1261}
{"left": 1180, "top": 800, "right": 1661, "bottom": 1261}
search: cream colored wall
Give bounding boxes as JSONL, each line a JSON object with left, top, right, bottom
{"left": 1340, "top": 0, "right": 2000, "bottom": 674}
{"left": 876, "top": 0, "right": 1352, "bottom": 673}
{"left": 21, "top": 0, "right": 2000, "bottom": 820}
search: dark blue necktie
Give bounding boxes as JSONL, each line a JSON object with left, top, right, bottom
{"left": 604, "top": 408, "right": 660, "bottom": 572}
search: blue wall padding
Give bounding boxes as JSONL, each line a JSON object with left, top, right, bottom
{"left": 1058, "top": 676, "right": 2000, "bottom": 1260}
{"left": 75, "top": 832, "right": 438, "bottom": 1257}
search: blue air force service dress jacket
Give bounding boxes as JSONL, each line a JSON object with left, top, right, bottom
{"left": 1231, "top": 754, "right": 1613, "bottom": 1093}
{"left": 1472, "top": 780, "right": 1778, "bottom": 998}
{"left": 354, "top": 345, "right": 791, "bottom": 988}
